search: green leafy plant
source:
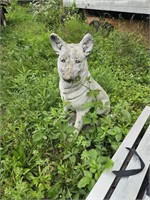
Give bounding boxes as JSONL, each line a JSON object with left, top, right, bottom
{"left": 1, "top": 2, "right": 149, "bottom": 199}
{"left": 31, "top": 0, "right": 62, "bottom": 29}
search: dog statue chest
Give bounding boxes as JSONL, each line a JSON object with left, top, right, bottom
{"left": 59, "top": 78, "right": 90, "bottom": 109}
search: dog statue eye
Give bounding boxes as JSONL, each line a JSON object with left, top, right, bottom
{"left": 75, "top": 60, "right": 81, "bottom": 64}
{"left": 61, "top": 58, "right": 66, "bottom": 63}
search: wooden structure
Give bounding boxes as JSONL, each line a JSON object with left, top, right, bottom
{"left": 86, "top": 106, "right": 150, "bottom": 200}
{"left": 63, "top": 0, "right": 150, "bottom": 15}
{"left": 0, "top": 0, "right": 11, "bottom": 26}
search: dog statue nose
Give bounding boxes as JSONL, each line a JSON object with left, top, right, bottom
{"left": 62, "top": 72, "right": 73, "bottom": 82}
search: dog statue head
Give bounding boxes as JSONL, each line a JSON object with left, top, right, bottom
{"left": 50, "top": 33, "right": 93, "bottom": 82}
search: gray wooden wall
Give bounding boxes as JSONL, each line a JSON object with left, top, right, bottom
{"left": 63, "top": 0, "right": 150, "bottom": 14}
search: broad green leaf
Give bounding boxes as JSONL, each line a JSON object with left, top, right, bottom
{"left": 87, "top": 89, "right": 100, "bottom": 97}
{"left": 111, "top": 142, "right": 119, "bottom": 150}
{"left": 121, "top": 109, "right": 131, "bottom": 123}
{"left": 63, "top": 152, "right": 72, "bottom": 160}
{"left": 90, "top": 167, "right": 97, "bottom": 173}
{"left": 73, "top": 193, "right": 80, "bottom": 200}
{"left": 88, "top": 149, "right": 98, "bottom": 160}
{"left": 107, "top": 129, "right": 117, "bottom": 136}
{"left": 115, "top": 133, "right": 122, "bottom": 142}
{"left": 19, "top": 144, "right": 26, "bottom": 162}
{"left": 88, "top": 179, "right": 95, "bottom": 190}
{"left": 33, "top": 132, "right": 43, "bottom": 142}
{"left": 65, "top": 126, "right": 76, "bottom": 134}
{"left": 105, "top": 158, "right": 114, "bottom": 169}
{"left": 70, "top": 155, "right": 76, "bottom": 164}
{"left": 12, "top": 150, "right": 20, "bottom": 159}
{"left": 83, "top": 116, "right": 91, "bottom": 124}
{"left": 47, "top": 183, "right": 62, "bottom": 199}
{"left": 108, "top": 127, "right": 121, "bottom": 136}
{"left": 77, "top": 176, "right": 91, "bottom": 189}
{"left": 83, "top": 170, "right": 92, "bottom": 178}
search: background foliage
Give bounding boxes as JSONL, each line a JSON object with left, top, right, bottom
{"left": 1, "top": 1, "right": 149, "bottom": 199}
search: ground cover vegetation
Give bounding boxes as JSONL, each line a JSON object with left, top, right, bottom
{"left": 1, "top": 0, "right": 149, "bottom": 199}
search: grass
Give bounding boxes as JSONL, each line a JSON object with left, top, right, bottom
{"left": 0, "top": 2, "right": 149, "bottom": 199}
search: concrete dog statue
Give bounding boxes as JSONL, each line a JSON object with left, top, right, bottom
{"left": 50, "top": 33, "right": 110, "bottom": 133}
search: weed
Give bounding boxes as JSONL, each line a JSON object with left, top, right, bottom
{"left": 1, "top": 2, "right": 149, "bottom": 199}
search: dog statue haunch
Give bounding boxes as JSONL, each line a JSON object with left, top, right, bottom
{"left": 50, "top": 33, "right": 110, "bottom": 133}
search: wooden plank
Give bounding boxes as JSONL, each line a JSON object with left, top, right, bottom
{"left": 86, "top": 106, "right": 150, "bottom": 200}
{"left": 110, "top": 125, "right": 150, "bottom": 200}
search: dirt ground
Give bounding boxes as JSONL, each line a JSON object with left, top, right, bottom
{"left": 86, "top": 16, "right": 149, "bottom": 48}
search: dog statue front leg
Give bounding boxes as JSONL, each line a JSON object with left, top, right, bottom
{"left": 74, "top": 109, "right": 88, "bottom": 133}
{"left": 64, "top": 106, "right": 69, "bottom": 112}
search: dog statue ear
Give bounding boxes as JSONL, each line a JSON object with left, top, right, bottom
{"left": 50, "top": 33, "right": 65, "bottom": 55}
{"left": 80, "top": 34, "right": 93, "bottom": 56}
